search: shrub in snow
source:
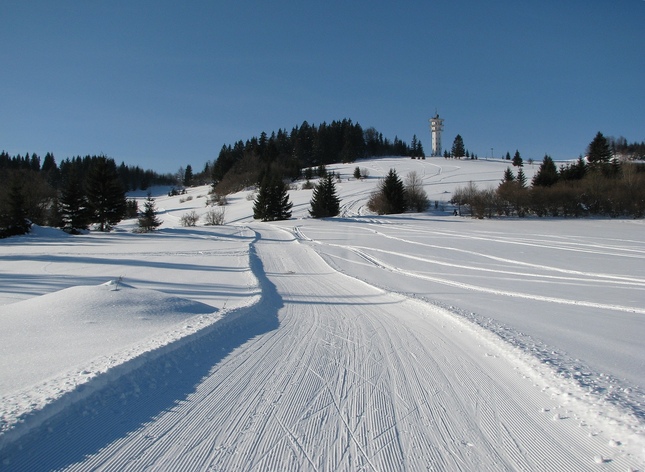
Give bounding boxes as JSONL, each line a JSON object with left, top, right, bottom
{"left": 301, "top": 180, "right": 314, "bottom": 190}
{"left": 209, "top": 193, "right": 227, "bottom": 206}
{"left": 404, "top": 171, "right": 429, "bottom": 212}
{"left": 180, "top": 211, "right": 199, "bottom": 227}
{"left": 204, "top": 207, "right": 225, "bottom": 225}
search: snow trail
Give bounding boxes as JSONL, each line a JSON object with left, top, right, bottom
{"left": 3, "top": 224, "right": 640, "bottom": 470}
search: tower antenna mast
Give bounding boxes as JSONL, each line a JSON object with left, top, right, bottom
{"left": 429, "top": 112, "right": 445, "bottom": 157}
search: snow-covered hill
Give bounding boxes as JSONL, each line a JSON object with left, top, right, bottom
{"left": 1, "top": 156, "right": 643, "bottom": 470}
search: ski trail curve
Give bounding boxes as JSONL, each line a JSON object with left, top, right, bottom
{"left": 3, "top": 224, "right": 641, "bottom": 470}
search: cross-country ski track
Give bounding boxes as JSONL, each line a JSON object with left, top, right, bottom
{"left": 3, "top": 223, "right": 641, "bottom": 471}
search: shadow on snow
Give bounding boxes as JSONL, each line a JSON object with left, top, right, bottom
{"left": 0, "top": 232, "right": 281, "bottom": 471}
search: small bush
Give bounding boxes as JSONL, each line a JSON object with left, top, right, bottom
{"left": 180, "top": 211, "right": 199, "bottom": 227}
{"left": 209, "top": 193, "right": 228, "bottom": 206}
{"left": 204, "top": 207, "right": 225, "bottom": 225}
{"left": 301, "top": 180, "right": 314, "bottom": 190}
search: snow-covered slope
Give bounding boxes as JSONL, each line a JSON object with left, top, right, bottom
{"left": 0, "top": 156, "right": 643, "bottom": 470}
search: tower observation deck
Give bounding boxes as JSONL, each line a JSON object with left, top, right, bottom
{"left": 429, "top": 113, "right": 444, "bottom": 157}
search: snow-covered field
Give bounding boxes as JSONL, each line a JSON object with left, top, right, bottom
{"left": 1, "top": 156, "right": 643, "bottom": 470}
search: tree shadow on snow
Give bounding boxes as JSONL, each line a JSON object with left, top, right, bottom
{"left": 0, "top": 233, "right": 281, "bottom": 471}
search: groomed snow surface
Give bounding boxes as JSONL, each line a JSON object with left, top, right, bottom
{"left": 1, "top": 157, "right": 643, "bottom": 470}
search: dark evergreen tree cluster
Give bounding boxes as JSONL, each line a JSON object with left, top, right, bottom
{"left": 211, "top": 119, "right": 421, "bottom": 196}
{"left": 0, "top": 151, "right": 170, "bottom": 237}
{"left": 607, "top": 136, "right": 645, "bottom": 160}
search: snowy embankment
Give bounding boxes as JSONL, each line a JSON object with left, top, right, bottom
{"left": 0, "top": 156, "right": 644, "bottom": 470}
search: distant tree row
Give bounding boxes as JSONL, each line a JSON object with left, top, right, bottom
{"left": 452, "top": 132, "right": 645, "bottom": 219}
{"left": 211, "top": 119, "right": 423, "bottom": 196}
{"left": 0, "top": 151, "right": 173, "bottom": 237}
{"left": 607, "top": 136, "right": 645, "bottom": 160}
{"left": 441, "top": 134, "right": 478, "bottom": 159}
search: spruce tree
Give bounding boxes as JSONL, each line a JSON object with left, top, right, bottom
{"left": 60, "top": 167, "right": 89, "bottom": 232}
{"left": 369, "top": 168, "right": 407, "bottom": 215}
{"left": 587, "top": 132, "right": 612, "bottom": 166}
{"left": 531, "top": 155, "right": 559, "bottom": 187}
{"left": 137, "top": 193, "right": 162, "bottom": 232}
{"left": 85, "top": 156, "right": 127, "bottom": 231}
{"left": 512, "top": 150, "right": 523, "bottom": 167}
{"left": 451, "top": 134, "right": 466, "bottom": 158}
{"left": 309, "top": 175, "right": 341, "bottom": 218}
{"left": 184, "top": 164, "right": 193, "bottom": 187}
{"left": 253, "top": 174, "right": 293, "bottom": 221}
{"left": 1, "top": 178, "right": 30, "bottom": 237}
{"left": 517, "top": 168, "right": 528, "bottom": 188}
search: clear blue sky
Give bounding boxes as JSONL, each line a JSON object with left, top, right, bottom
{"left": 2, "top": 0, "right": 643, "bottom": 173}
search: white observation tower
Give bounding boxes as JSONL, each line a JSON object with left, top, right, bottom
{"left": 429, "top": 113, "right": 444, "bottom": 157}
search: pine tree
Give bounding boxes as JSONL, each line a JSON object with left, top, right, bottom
{"left": 417, "top": 139, "right": 425, "bottom": 158}
{"left": 451, "top": 135, "right": 465, "bottom": 158}
{"left": 137, "top": 193, "right": 162, "bottom": 232}
{"left": 85, "top": 156, "right": 127, "bottom": 231}
{"left": 517, "top": 168, "right": 528, "bottom": 188}
{"left": 512, "top": 150, "right": 523, "bottom": 167}
{"left": 587, "top": 132, "right": 612, "bottom": 166}
{"left": 253, "top": 174, "right": 293, "bottom": 221}
{"left": 0, "top": 178, "right": 30, "bottom": 237}
{"left": 531, "top": 155, "right": 559, "bottom": 187}
{"left": 309, "top": 175, "right": 341, "bottom": 218}
{"left": 410, "top": 135, "right": 419, "bottom": 158}
{"left": 60, "top": 167, "right": 89, "bottom": 232}
{"left": 184, "top": 164, "right": 193, "bottom": 187}
{"left": 502, "top": 167, "right": 515, "bottom": 183}
{"left": 368, "top": 168, "right": 407, "bottom": 215}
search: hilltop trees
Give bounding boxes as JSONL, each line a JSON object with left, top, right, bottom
{"left": 211, "top": 119, "right": 422, "bottom": 196}
{"left": 409, "top": 135, "right": 425, "bottom": 158}
{"left": 309, "top": 175, "right": 341, "bottom": 218}
{"left": 512, "top": 150, "right": 523, "bottom": 167}
{"left": 451, "top": 135, "right": 466, "bottom": 158}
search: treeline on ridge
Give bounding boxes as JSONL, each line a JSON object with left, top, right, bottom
{"left": 452, "top": 132, "right": 645, "bottom": 219}
{"left": 210, "top": 119, "right": 424, "bottom": 195}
